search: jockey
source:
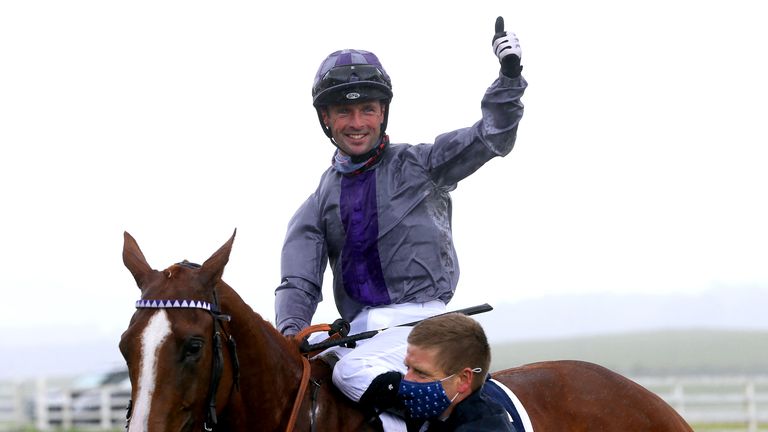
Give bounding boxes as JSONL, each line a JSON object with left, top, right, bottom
{"left": 275, "top": 16, "right": 526, "bottom": 431}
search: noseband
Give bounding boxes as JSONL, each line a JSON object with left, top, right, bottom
{"left": 131, "top": 262, "right": 240, "bottom": 432}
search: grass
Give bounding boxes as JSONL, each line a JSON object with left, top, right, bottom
{"left": 490, "top": 329, "right": 768, "bottom": 376}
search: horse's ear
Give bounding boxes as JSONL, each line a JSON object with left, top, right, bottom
{"left": 200, "top": 229, "right": 237, "bottom": 286}
{"left": 123, "top": 231, "right": 153, "bottom": 287}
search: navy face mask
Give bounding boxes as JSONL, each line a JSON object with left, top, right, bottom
{"left": 397, "top": 368, "right": 482, "bottom": 419}
{"left": 398, "top": 374, "right": 455, "bottom": 419}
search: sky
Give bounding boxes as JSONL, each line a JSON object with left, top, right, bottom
{"left": 1, "top": 1, "right": 767, "bottom": 378}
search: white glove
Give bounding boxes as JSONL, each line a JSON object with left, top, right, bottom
{"left": 492, "top": 16, "right": 522, "bottom": 77}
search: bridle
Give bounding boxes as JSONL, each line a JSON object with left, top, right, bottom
{"left": 125, "top": 264, "right": 331, "bottom": 431}
{"left": 128, "top": 262, "right": 240, "bottom": 431}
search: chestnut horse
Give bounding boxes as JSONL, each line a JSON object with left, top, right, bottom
{"left": 120, "top": 231, "right": 693, "bottom": 432}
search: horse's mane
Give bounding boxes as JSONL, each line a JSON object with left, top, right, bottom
{"left": 215, "top": 278, "right": 304, "bottom": 355}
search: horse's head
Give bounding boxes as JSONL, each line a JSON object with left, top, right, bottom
{"left": 120, "top": 230, "right": 239, "bottom": 432}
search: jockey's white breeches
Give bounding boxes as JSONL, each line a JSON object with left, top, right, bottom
{"left": 326, "top": 300, "right": 446, "bottom": 401}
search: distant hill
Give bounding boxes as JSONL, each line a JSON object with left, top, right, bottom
{"left": 470, "top": 288, "right": 768, "bottom": 376}
{"left": 471, "top": 287, "right": 768, "bottom": 343}
{"left": 490, "top": 329, "right": 768, "bottom": 376}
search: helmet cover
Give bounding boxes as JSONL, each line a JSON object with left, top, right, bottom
{"left": 312, "top": 49, "right": 393, "bottom": 107}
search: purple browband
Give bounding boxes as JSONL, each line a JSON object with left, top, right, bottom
{"left": 135, "top": 299, "right": 212, "bottom": 311}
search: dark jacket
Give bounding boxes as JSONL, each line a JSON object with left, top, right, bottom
{"left": 420, "top": 389, "right": 516, "bottom": 432}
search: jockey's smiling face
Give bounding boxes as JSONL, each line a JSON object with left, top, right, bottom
{"left": 321, "top": 101, "right": 385, "bottom": 157}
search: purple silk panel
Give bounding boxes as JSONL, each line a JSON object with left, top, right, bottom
{"left": 339, "top": 170, "right": 391, "bottom": 306}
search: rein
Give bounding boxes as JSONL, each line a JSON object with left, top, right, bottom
{"left": 133, "top": 279, "right": 240, "bottom": 431}
{"left": 284, "top": 323, "right": 334, "bottom": 432}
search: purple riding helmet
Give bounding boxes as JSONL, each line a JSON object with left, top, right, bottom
{"left": 311, "top": 49, "right": 393, "bottom": 141}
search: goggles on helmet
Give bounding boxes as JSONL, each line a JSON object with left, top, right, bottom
{"left": 312, "top": 64, "right": 393, "bottom": 107}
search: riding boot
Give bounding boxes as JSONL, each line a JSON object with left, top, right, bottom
{"left": 359, "top": 371, "right": 406, "bottom": 430}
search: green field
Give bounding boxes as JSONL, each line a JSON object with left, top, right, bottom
{"left": 490, "top": 329, "right": 768, "bottom": 376}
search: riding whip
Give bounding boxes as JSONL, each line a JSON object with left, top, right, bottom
{"left": 300, "top": 303, "right": 493, "bottom": 353}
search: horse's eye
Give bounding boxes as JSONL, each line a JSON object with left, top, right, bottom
{"left": 185, "top": 338, "right": 204, "bottom": 358}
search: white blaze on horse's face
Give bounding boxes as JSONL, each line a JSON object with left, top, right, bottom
{"left": 129, "top": 310, "right": 172, "bottom": 432}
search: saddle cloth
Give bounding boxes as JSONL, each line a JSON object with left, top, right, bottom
{"left": 482, "top": 377, "right": 535, "bottom": 432}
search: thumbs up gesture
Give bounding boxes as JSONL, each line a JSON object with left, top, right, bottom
{"left": 492, "top": 16, "right": 522, "bottom": 78}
